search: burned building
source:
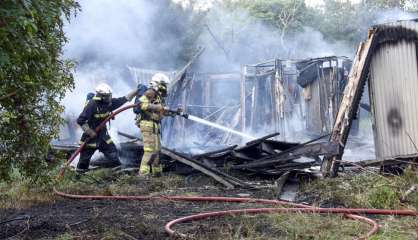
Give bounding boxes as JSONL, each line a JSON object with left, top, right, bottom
{"left": 164, "top": 72, "right": 242, "bottom": 149}
{"left": 322, "top": 19, "right": 418, "bottom": 176}
{"left": 241, "top": 57, "right": 353, "bottom": 141}
{"left": 128, "top": 56, "right": 352, "bottom": 150}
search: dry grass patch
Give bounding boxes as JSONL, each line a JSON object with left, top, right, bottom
{"left": 178, "top": 212, "right": 370, "bottom": 240}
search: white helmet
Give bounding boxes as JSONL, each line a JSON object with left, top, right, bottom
{"left": 150, "top": 73, "right": 170, "bottom": 91}
{"left": 95, "top": 83, "right": 112, "bottom": 95}
{"left": 95, "top": 83, "right": 112, "bottom": 103}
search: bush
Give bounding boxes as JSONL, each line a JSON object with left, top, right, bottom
{"left": 0, "top": 0, "right": 79, "bottom": 182}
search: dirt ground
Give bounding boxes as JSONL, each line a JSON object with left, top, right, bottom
{"left": 0, "top": 173, "right": 280, "bottom": 240}
{"left": 1, "top": 169, "right": 417, "bottom": 240}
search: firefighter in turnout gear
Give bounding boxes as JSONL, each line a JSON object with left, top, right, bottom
{"left": 137, "top": 73, "right": 186, "bottom": 176}
{"left": 76, "top": 83, "right": 137, "bottom": 173}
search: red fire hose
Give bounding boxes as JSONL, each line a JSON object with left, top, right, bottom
{"left": 54, "top": 103, "right": 417, "bottom": 239}
{"left": 164, "top": 208, "right": 380, "bottom": 238}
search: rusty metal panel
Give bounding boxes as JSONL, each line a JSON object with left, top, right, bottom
{"left": 369, "top": 20, "right": 418, "bottom": 159}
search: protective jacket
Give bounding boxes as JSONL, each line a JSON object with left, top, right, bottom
{"left": 138, "top": 88, "right": 164, "bottom": 123}
{"left": 137, "top": 88, "right": 165, "bottom": 176}
{"left": 77, "top": 96, "right": 128, "bottom": 147}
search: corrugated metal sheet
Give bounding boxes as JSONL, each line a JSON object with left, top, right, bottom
{"left": 369, "top": 20, "right": 418, "bottom": 159}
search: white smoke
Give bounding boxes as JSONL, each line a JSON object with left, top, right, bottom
{"left": 60, "top": 0, "right": 418, "bottom": 159}
{"left": 375, "top": 8, "right": 418, "bottom": 23}
{"left": 62, "top": 0, "right": 187, "bottom": 142}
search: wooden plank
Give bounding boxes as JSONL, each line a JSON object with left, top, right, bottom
{"left": 193, "top": 145, "right": 238, "bottom": 158}
{"left": 321, "top": 29, "right": 378, "bottom": 177}
{"left": 162, "top": 148, "right": 235, "bottom": 189}
{"left": 233, "top": 142, "right": 338, "bottom": 170}
{"left": 162, "top": 148, "right": 255, "bottom": 189}
{"left": 244, "top": 132, "right": 281, "bottom": 147}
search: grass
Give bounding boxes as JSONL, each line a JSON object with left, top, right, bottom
{"left": 0, "top": 168, "right": 56, "bottom": 209}
{"left": 298, "top": 166, "right": 418, "bottom": 239}
{"left": 180, "top": 213, "right": 370, "bottom": 240}
{"left": 55, "top": 168, "right": 185, "bottom": 196}
{"left": 2, "top": 164, "right": 417, "bottom": 239}
{"left": 54, "top": 233, "right": 74, "bottom": 240}
{"left": 0, "top": 164, "right": 187, "bottom": 210}
{"left": 300, "top": 167, "right": 418, "bottom": 210}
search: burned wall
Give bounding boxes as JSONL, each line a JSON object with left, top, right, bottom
{"left": 368, "top": 20, "right": 418, "bottom": 159}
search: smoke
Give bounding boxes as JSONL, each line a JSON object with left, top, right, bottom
{"left": 61, "top": 0, "right": 196, "bottom": 142}
{"left": 374, "top": 8, "right": 418, "bottom": 23}
{"left": 194, "top": 4, "right": 356, "bottom": 73}
{"left": 60, "top": 0, "right": 418, "bottom": 159}
{"left": 178, "top": 3, "right": 418, "bottom": 161}
{"left": 195, "top": 4, "right": 418, "bottom": 73}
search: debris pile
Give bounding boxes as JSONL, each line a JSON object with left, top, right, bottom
{"left": 161, "top": 132, "right": 339, "bottom": 188}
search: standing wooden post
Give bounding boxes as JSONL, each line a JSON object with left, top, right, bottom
{"left": 240, "top": 65, "right": 246, "bottom": 134}
{"left": 321, "top": 29, "right": 377, "bottom": 177}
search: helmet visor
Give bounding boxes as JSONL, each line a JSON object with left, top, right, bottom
{"left": 98, "top": 93, "right": 112, "bottom": 103}
{"left": 158, "top": 83, "right": 168, "bottom": 97}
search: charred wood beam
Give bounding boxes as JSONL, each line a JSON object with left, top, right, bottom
{"left": 170, "top": 47, "right": 205, "bottom": 89}
{"left": 204, "top": 24, "right": 229, "bottom": 59}
{"left": 162, "top": 148, "right": 254, "bottom": 189}
{"left": 285, "top": 142, "right": 339, "bottom": 158}
{"left": 246, "top": 161, "right": 314, "bottom": 173}
{"left": 231, "top": 151, "right": 260, "bottom": 162}
{"left": 232, "top": 142, "right": 338, "bottom": 170}
{"left": 162, "top": 148, "right": 235, "bottom": 189}
{"left": 234, "top": 133, "right": 281, "bottom": 155}
{"left": 244, "top": 132, "right": 281, "bottom": 147}
{"left": 261, "top": 142, "right": 277, "bottom": 155}
{"left": 248, "top": 163, "right": 314, "bottom": 175}
{"left": 232, "top": 155, "right": 297, "bottom": 170}
{"left": 263, "top": 140, "right": 299, "bottom": 151}
{"left": 193, "top": 145, "right": 238, "bottom": 158}
{"left": 258, "top": 134, "right": 330, "bottom": 162}
{"left": 321, "top": 29, "right": 377, "bottom": 177}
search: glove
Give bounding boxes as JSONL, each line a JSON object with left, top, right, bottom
{"left": 176, "top": 107, "right": 183, "bottom": 114}
{"left": 85, "top": 128, "right": 97, "bottom": 138}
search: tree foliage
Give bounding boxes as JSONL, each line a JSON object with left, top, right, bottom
{"left": 0, "top": 0, "right": 79, "bottom": 182}
{"left": 236, "top": 0, "right": 312, "bottom": 46}
{"left": 218, "top": 0, "right": 417, "bottom": 51}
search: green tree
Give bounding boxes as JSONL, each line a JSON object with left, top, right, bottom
{"left": 315, "top": 0, "right": 374, "bottom": 48}
{"left": 230, "top": 0, "right": 313, "bottom": 49}
{"left": 0, "top": 0, "right": 79, "bottom": 182}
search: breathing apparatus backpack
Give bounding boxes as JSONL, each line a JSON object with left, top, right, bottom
{"left": 84, "top": 92, "right": 95, "bottom": 106}
{"left": 133, "top": 83, "right": 148, "bottom": 114}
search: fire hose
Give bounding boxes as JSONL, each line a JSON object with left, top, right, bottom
{"left": 54, "top": 103, "right": 417, "bottom": 239}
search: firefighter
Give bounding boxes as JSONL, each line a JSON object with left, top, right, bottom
{"left": 136, "top": 73, "right": 182, "bottom": 177}
{"left": 76, "top": 83, "right": 137, "bottom": 173}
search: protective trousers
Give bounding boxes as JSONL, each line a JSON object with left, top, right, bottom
{"left": 77, "top": 141, "right": 120, "bottom": 171}
{"left": 139, "top": 121, "right": 162, "bottom": 176}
